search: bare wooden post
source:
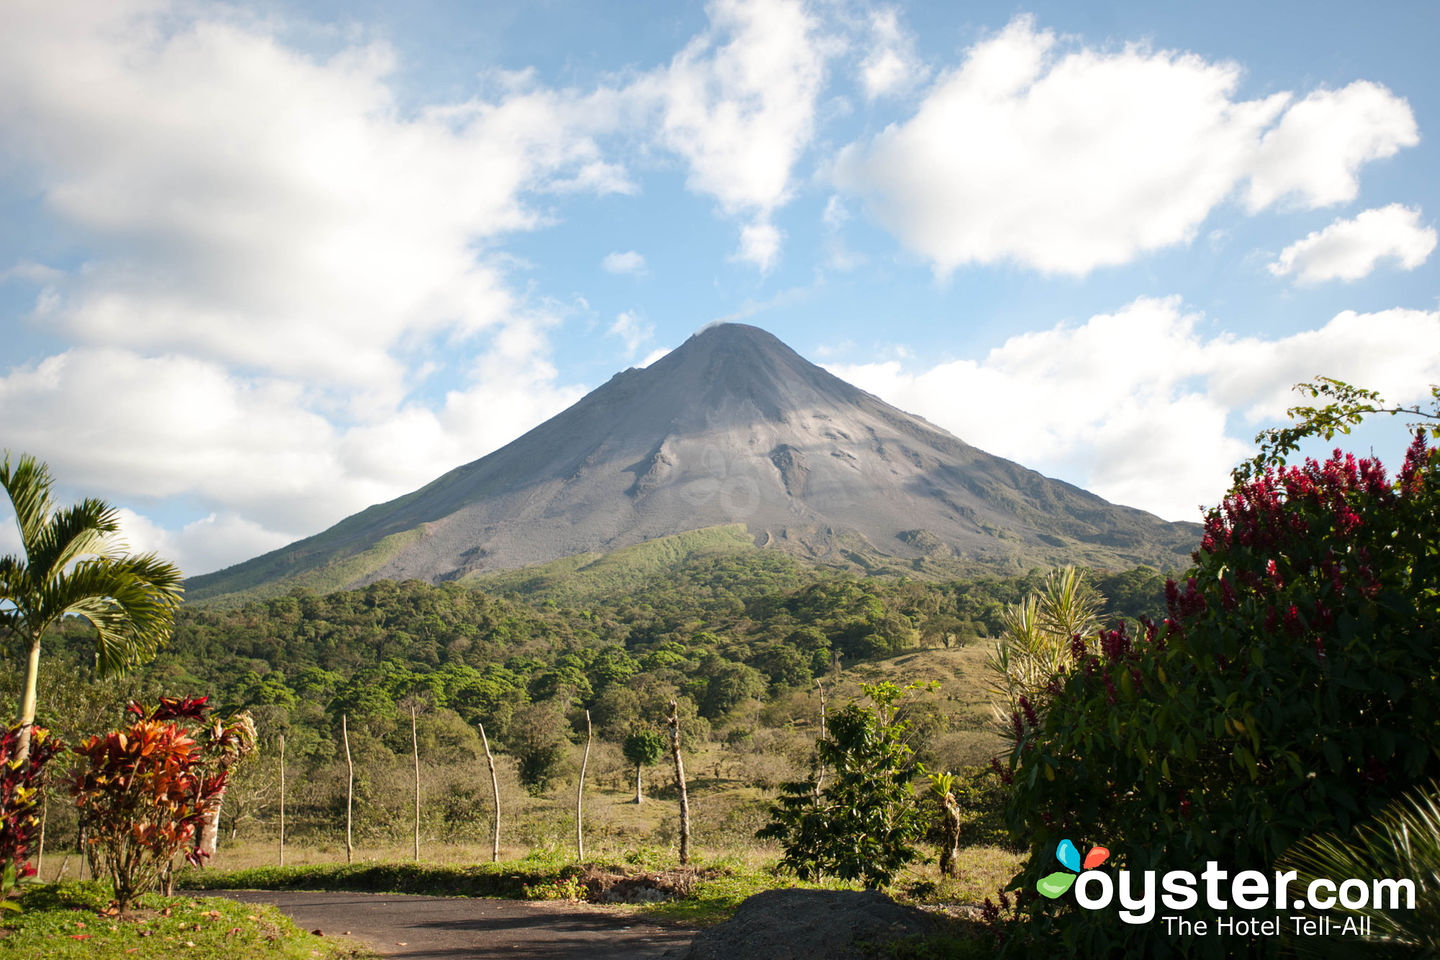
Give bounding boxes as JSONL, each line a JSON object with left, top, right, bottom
{"left": 478, "top": 722, "right": 500, "bottom": 863}
{"left": 815, "top": 679, "right": 828, "bottom": 797}
{"left": 576, "top": 709, "right": 591, "bottom": 862}
{"left": 411, "top": 703, "right": 421, "bottom": 862}
{"left": 278, "top": 734, "right": 286, "bottom": 867}
{"left": 667, "top": 700, "right": 691, "bottom": 865}
{"left": 342, "top": 713, "right": 354, "bottom": 865}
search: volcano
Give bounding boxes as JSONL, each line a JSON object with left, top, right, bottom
{"left": 188, "top": 323, "right": 1197, "bottom": 600}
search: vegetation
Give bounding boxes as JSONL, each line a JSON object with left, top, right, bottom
{"left": 983, "top": 565, "right": 1103, "bottom": 734}
{"left": 758, "top": 681, "right": 932, "bottom": 888}
{"left": 0, "top": 722, "right": 60, "bottom": 907}
{"left": 72, "top": 697, "right": 257, "bottom": 911}
{"left": 0, "top": 453, "right": 184, "bottom": 763}
{"left": 997, "top": 389, "right": 1438, "bottom": 956}
{"left": 1280, "top": 779, "right": 1440, "bottom": 958}
{"left": 0, "top": 881, "right": 373, "bottom": 959}
{"left": 623, "top": 729, "right": 666, "bottom": 803}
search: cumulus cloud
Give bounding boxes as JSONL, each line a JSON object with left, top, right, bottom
{"left": 0, "top": 344, "right": 583, "bottom": 571}
{"left": 1269, "top": 204, "right": 1436, "bottom": 284}
{"left": 827, "top": 298, "right": 1440, "bottom": 520}
{"left": 0, "top": 0, "right": 628, "bottom": 399}
{"left": 638, "top": 0, "right": 834, "bottom": 269}
{"left": 833, "top": 16, "right": 1418, "bottom": 276}
{"left": 114, "top": 508, "right": 293, "bottom": 580}
{"left": 602, "top": 250, "right": 647, "bottom": 275}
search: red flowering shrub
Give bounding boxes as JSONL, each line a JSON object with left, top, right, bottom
{"left": 0, "top": 723, "right": 60, "bottom": 910}
{"left": 1001, "top": 434, "right": 1440, "bottom": 957}
{"left": 70, "top": 696, "right": 255, "bottom": 912}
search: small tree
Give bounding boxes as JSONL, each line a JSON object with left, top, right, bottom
{"left": 70, "top": 697, "right": 255, "bottom": 912}
{"left": 758, "top": 681, "right": 929, "bottom": 888}
{"left": 623, "top": 730, "right": 665, "bottom": 804}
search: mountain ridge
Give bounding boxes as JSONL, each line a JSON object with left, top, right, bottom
{"left": 188, "top": 323, "right": 1198, "bottom": 602}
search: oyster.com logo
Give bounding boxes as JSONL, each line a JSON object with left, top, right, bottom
{"left": 1037, "top": 838, "right": 1110, "bottom": 898}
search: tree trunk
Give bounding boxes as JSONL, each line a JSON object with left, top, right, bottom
{"left": 198, "top": 789, "right": 224, "bottom": 861}
{"left": 576, "top": 710, "right": 591, "bottom": 862}
{"left": 634, "top": 763, "right": 643, "bottom": 804}
{"left": 15, "top": 637, "right": 42, "bottom": 763}
{"left": 667, "top": 700, "right": 691, "bottom": 865}
{"left": 478, "top": 722, "right": 500, "bottom": 863}
{"left": 411, "top": 703, "right": 421, "bottom": 862}
{"left": 278, "top": 734, "right": 286, "bottom": 868}
{"left": 342, "top": 713, "right": 354, "bottom": 865}
{"left": 36, "top": 792, "right": 46, "bottom": 880}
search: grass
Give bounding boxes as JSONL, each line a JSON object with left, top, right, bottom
{"left": 0, "top": 881, "right": 376, "bottom": 959}
{"left": 174, "top": 841, "right": 1025, "bottom": 928}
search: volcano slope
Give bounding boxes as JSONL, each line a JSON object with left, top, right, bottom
{"left": 188, "top": 323, "right": 1197, "bottom": 602}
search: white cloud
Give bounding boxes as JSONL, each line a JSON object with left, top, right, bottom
{"left": 827, "top": 297, "right": 1440, "bottom": 521}
{"left": 0, "top": 0, "right": 628, "bottom": 399}
{"left": 859, "top": 7, "right": 925, "bottom": 99}
{"left": 1269, "top": 204, "right": 1436, "bottom": 284}
{"left": 602, "top": 250, "right": 647, "bottom": 275}
{"left": 0, "top": 345, "right": 583, "bottom": 572}
{"left": 735, "top": 221, "right": 783, "bottom": 272}
{"left": 607, "top": 310, "right": 654, "bottom": 356}
{"left": 1244, "top": 83, "right": 1418, "bottom": 212}
{"left": 833, "top": 16, "right": 1418, "bottom": 276}
{"left": 638, "top": 0, "right": 834, "bottom": 269}
{"left": 114, "top": 508, "right": 292, "bottom": 580}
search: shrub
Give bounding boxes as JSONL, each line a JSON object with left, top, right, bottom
{"left": 757, "top": 681, "right": 929, "bottom": 888}
{"left": 70, "top": 696, "right": 255, "bottom": 911}
{"left": 0, "top": 723, "right": 60, "bottom": 910}
{"left": 1001, "top": 435, "right": 1440, "bottom": 956}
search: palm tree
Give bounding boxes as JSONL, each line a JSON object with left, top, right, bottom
{"left": 0, "top": 452, "right": 183, "bottom": 762}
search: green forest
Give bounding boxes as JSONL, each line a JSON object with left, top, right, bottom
{"left": 7, "top": 549, "right": 1166, "bottom": 849}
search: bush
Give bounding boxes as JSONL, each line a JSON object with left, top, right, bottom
{"left": 1001, "top": 435, "right": 1440, "bottom": 956}
{"left": 757, "top": 681, "right": 929, "bottom": 888}
{"left": 70, "top": 696, "right": 255, "bottom": 911}
{"left": 0, "top": 723, "right": 60, "bottom": 909}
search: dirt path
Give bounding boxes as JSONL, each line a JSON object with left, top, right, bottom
{"left": 206, "top": 890, "right": 695, "bottom": 960}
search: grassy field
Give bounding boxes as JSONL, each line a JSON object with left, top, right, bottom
{"left": 0, "top": 881, "right": 376, "bottom": 959}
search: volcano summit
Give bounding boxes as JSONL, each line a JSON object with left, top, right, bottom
{"left": 189, "top": 323, "right": 1197, "bottom": 600}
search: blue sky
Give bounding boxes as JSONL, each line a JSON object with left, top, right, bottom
{"left": 1, "top": 0, "right": 1437, "bottom": 576}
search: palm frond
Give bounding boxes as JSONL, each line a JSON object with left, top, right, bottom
{"left": 23, "top": 498, "right": 121, "bottom": 584}
{"left": 47, "top": 553, "right": 184, "bottom": 676}
{"left": 0, "top": 452, "right": 56, "bottom": 553}
{"left": 1281, "top": 780, "right": 1440, "bottom": 958}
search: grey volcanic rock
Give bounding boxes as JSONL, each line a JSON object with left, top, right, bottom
{"left": 672, "top": 889, "right": 938, "bottom": 960}
{"left": 189, "top": 323, "right": 1197, "bottom": 600}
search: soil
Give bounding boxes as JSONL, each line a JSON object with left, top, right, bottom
{"left": 674, "top": 888, "right": 940, "bottom": 960}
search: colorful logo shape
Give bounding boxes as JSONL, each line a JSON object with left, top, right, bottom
{"left": 1037, "top": 838, "right": 1110, "bottom": 898}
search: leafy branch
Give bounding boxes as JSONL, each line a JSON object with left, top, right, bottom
{"left": 1236, "top": 377, "right": 1439, "bottom": 482}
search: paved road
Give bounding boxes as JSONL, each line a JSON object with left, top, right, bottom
{"left": 207, "top": 890, "right": 695, "bottom": 960}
